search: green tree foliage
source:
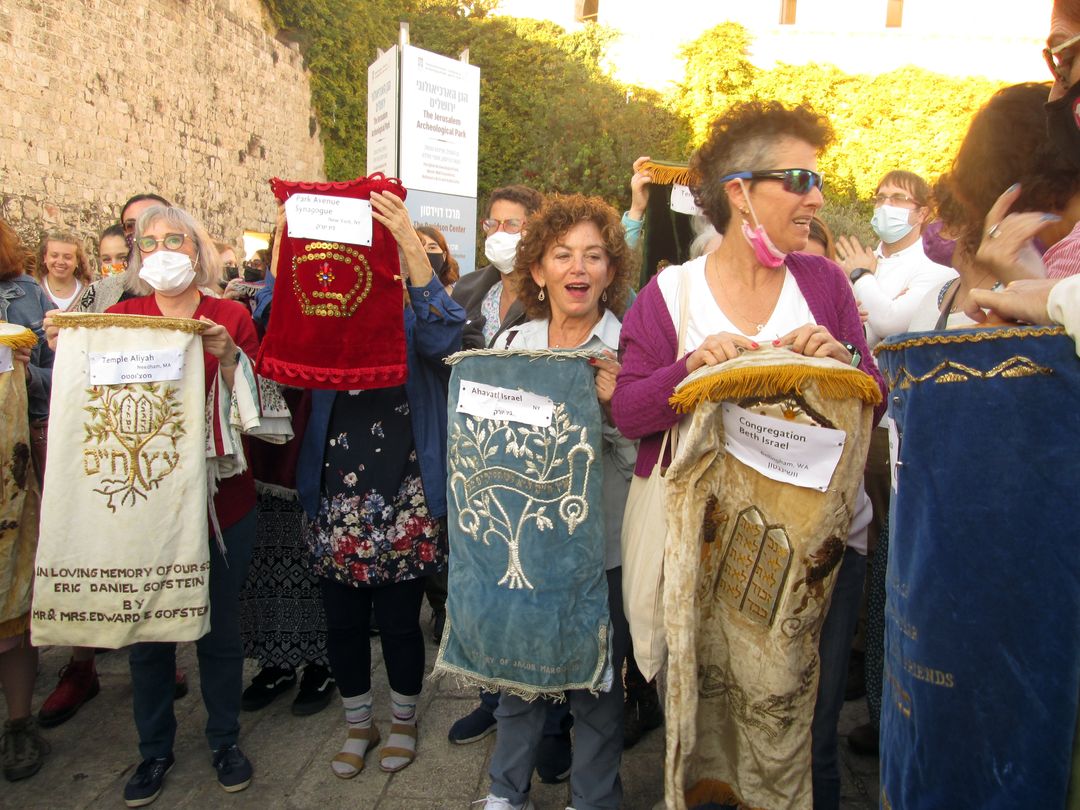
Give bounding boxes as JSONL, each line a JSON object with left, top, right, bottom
{"left": 261, "top": 1, "right": 690, "bottom": 210}
{"left": 668, "top": 23, "right": 1004, "bottom": 208}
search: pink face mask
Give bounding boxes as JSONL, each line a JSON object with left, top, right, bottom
{"left": 740, "top": 220, "right": 787, "bottom": 268}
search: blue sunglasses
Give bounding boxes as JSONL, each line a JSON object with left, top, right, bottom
{"left": 719, "top": 169, "right": 825, "bottom": 195}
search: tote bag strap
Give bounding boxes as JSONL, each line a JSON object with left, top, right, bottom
{"left": 654, "top": 264, "right": 692, "bottom": 471}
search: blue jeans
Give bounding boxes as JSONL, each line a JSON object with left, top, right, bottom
{"left": 488, "top": 568, "right": 629, "bottom": 810}
{"left": 811, "top": 547, "right": 867, "bottom": 810}
{"left": 129, "top": 510, "right": 256, "bottom": 760}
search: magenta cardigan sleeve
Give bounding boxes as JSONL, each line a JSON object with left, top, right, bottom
{"left": 789, "top": 253, "right": 888, "bottom": 423}
{"left": 611, "top": 277, "right": 689, "bottom": 441}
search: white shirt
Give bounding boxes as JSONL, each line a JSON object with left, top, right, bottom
{"left": 656, "top": 254, "right": 816, "bottom": 349}
{"left": 43, "top": 277, "right": 83, "bottom": 311}
{"left": 1049, "top": 274, "right": 1080, "bottom": 357}
{"left": 855, "top": 240, "right": 957, "bottom": 348}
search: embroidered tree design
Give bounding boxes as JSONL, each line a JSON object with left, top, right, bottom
{"left": 83, "top": 383, "right": 186, "bottom": 512}
{"left": 450, "top": 404, "right": 592, "bottom": 590}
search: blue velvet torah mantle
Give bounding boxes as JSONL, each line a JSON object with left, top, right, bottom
{"left": 434, "top": 349, "right": 612, "bottom": 698}
{"left": 875, "top": 326, "right": 1080, "bottom": 809}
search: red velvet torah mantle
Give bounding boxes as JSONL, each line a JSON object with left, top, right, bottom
{"left": 256, "top": 175, "right": 408, "bottom": 390}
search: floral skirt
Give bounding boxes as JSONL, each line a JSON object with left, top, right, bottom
{"left": 307, "top": 387, "right": 445, "bottom": 588}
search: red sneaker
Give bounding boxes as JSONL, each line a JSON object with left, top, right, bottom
{"left": 174, "top": 668, "right": 189, "bottom": 700}
{"left": 38, "top": 658, "right": 100, "bottom": 728}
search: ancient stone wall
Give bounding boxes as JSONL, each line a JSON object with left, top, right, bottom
{"left": 0, "top": 0, "right": 324, "bottom": 261}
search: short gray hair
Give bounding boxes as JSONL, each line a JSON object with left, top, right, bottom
{"left": 124, "top": 206, "right": 221, "bottom": 296}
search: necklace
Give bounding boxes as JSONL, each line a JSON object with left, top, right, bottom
{"left": 549, "top": 316, "right": 599, "bottom": 348}
{"left": 709, "top": 254, "right": 780, "bottom": 334}
{"left": 948, "top": 273, "right": 999, "bottom": 313}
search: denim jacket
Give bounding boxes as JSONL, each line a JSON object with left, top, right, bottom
{"left": 297, "top": 275, "right": 465, "bottom": 520}
{"left": 0, "top": 274, "right": 54, "bottom": 420}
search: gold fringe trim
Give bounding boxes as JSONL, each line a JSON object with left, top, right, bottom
{"left": 685, "top": 779, "right": 767, "bottom": 810}
{"left": 873, "top": 325, "right": 1065, "bottom": 356}
{"left": 670, "top": 363, "right": 882, "bottom": 413}
{"left": 0, "top": 324, "right": 38, "bottom": 350}
{"left": 51, "top": 311, "right": 209, "bottom": 334}
{"left": 642, "top": 160, "right": 700, "bottom": 187}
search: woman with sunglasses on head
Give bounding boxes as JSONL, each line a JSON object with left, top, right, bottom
{"left": 104, "top": 205, "right": 260, "bottom": 806}
{"left": 611, "top": 100, "right": 883, "bottom": 810}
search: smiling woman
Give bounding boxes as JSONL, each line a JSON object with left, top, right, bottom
{"left": 34, "top": 230, "right": 92, "bottom": 310}
{"left": 611, "top": 100, "right": 886, "bottom": 810}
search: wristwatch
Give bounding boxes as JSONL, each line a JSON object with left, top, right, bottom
{"left": 849, "top": 267, "right": 873, "bottom": 284}
{"left": 846, "top": 266, "right": 872, "bottom": 285}
{"left": 220, "top": 349, "right": 241, "bottom": 369}
{"left": 842, "top": 342, "right": 861, "bottom": 367}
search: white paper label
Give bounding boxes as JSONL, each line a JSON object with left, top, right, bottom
{"left": 0, "top": 346, "right": 12, "bottom": 374}
{"left": 669, "top": 184, "right": 702, "bottom": 216}
{"left": 722, "top": 403, "right": 846, "bottom": 492}
{"left": 457, "top": 379, "right": 553, "bottom": 428}
{"left": 89, "top": 349, "right": 185, "bottom": 385}
{"left": 887, "top": 416, "right": 900, "bottom": 492}
{"left": 284, "top": 194, "right": 373, "bottom": 247}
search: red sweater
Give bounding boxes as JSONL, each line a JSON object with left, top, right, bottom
{"left": 108, "top": 294, "right": 259, "bottom": 529}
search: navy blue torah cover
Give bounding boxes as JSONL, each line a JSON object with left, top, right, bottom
{"left": 875, "top": 326, "right": 1080, "bottom": 809}
{"left": 434, "top": 349, "right": 612, "bottom": 697}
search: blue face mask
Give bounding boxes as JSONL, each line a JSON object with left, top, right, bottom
{"left": 871, "top": 205, "right": 915, "bottom": 245}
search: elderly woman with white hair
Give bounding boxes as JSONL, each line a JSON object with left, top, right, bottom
{"left": 106, "top": 205, "right": 259, "bottom": 806}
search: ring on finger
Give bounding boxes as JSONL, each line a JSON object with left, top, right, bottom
{"left": 986, "top": 223, "right": 1001, "bottom": 240}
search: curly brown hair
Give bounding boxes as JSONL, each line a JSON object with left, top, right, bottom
{"left": 691, "top": 101, "right": 834, "bottom": 235}
{"left": 935, "top": 82, "right": 1080, "bottom": 257}
{"left": 416, "top": 225, "right": 460, "bottom": 286}
{"left": 0, "top": 218, "right": 30, "bottom": 281}
{"left": 35, "top": 229, "right": 93, "bottom": 285}
{"left": 512, "top": 194, "right": 636, "bottom": 322}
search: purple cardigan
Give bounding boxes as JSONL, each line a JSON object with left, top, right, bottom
{"left": 611, "top": 252, "right": 887, "bottom": 476}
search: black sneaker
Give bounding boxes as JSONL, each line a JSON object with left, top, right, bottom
{"left": 241, "top": 665, "right": 296, "bottom": 712}
{"left": 535, "top": 729, "right": 572, "bottom": 784}
{"left": 447, "top": 704, "right": 496, "bottom": 744}
{"left": 291, "top": 665, "right": 337, "bottom": 717}
{"left": 212, "top": 744, "right": 253, "bottom": 793}
{"left": 123, "top": 753, "right": 174, "bottom": 807}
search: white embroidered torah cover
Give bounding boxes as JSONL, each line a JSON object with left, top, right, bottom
{"left": 32, "top": 313, "right": 211, "bottom": 647}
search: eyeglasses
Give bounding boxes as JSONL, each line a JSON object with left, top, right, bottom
{"left": 481, "top": 218, "right": 525, "bottom": 235}
{"left": 872, "top": 192, "right": 920, "bottom": 208}
{"left": 137, "top": 233, "right": 189, "bottom": 253}
{"left": 720, "top": 169, "right": 824, "bottom": 195}
{"left": 1044, "top": 31, "right": 1080, "bottom": 86}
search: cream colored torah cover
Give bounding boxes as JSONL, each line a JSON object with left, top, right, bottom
{"left": 662, "top": 348, "right": 879, "bottom": 810}
{"left": 0, "top": 324, "right": 40, "bottom": 639}
{"left": 32, "top": 313, "right": 211, "bottom": 647}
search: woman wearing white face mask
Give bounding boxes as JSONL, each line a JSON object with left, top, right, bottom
{"left": 105, "top": 205, "right": 260, "bottom": 805}
{"left": 450, "top": 185, "right": 543, "bottom": 349}
{"left": 835, "top": 171, "right": 956, "bottom": 348}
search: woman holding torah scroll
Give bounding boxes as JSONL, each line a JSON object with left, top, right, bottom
{"left": 470, "top": 194, "right": 636, "bottom": 810}
{"left": 107, "top": 205, "right": 261, "bottom": 805}
{"left": 295, "top": 189, "right": 464, "bottom": 779}
{"left": 611, "top": 101, "right": 885, "bottom": 810}
{"left": 0, "top": 217, "right": 53, "bottom": 782}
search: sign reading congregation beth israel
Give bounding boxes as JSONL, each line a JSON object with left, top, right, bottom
{"left": 32, "top": 313, "right": 212, "bottom": 648}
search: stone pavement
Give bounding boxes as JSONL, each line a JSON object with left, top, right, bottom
{"left": 2, "top": 606, "right": 879, "bottom": 809}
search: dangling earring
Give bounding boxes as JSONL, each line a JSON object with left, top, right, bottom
{"left": 538, "top": 287, "right": 546, "bottom": 302}
{"left": 740, "top": 208, "right": 749, "bottom": 217}
{"left": 601, "top": 288, "right": 608, "bottom": 303}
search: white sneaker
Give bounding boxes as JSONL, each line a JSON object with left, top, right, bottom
{"left": 477, "top": 795, "right": 535, "bottom": 810}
